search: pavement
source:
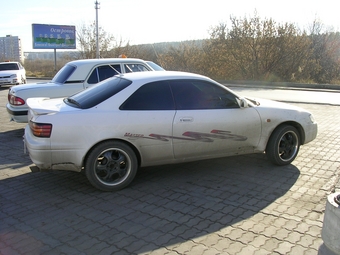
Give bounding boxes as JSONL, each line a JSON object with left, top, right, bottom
{"left": 1, "top": 85, "right": 340, "bottom": 255}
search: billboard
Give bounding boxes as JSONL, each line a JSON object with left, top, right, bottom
{"left": 32, "top": 24, "right": 76, "bottom": 49}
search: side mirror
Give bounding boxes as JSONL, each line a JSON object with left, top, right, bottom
{"left": 239, "top": 98, "right": 248, "bottom": 108}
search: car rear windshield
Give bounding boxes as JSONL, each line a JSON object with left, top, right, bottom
{"left": 0, "top": 63, "right": 19, "bottom": 71}
{"left": 146, "top": 61, "right": 165, "bottom": 71}
{"left": 52, "top": 64, "right": 76, "bottom": 83}
{"left": 64, "top": 76, "right": 132, "bottom": 109}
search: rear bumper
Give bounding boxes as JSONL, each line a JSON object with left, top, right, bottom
{"left": 24, "top": 125, "right": 52, "bottom": 169}
{"left": 24, "top": 125, "right": 82, "bottom": 172}
{"left": 6, "top": 103, "right": 28, "bottom": 123}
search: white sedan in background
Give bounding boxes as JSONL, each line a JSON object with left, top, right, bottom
{"left": 0, "top": 61, "right": 26, "bottom": 86}
{"left": 24, "top": 71, "right": 317, "bottom": 191}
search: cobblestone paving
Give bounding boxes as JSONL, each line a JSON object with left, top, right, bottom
{"left": 0, "top": 86, "right": 339, "bottom": 255}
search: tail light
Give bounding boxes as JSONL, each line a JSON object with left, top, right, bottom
{"left": 8, "top": 94, "right": 25, "bottom": 105}
{"left": 29, "top": 121, "right": 52, "bottom": 138}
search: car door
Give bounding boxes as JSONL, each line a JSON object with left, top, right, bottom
{"left": 119, "top": 80, "right": 176, "bottom": 166}
{"left": 170, "top": 79, "right": 262, "bottom": 160}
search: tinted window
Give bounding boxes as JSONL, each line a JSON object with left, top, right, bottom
{"left": 88, "top": 64, "right": 121, "bottom": 84}
{"left": 146, "top": 61, "right": 165, "bottom": 71}
{"left": 120, "top": 81, "right": 175, "bottom": 110}
{"left": 170, "top": 80, "right": 239, "bottom": 110}
{"left": 0, "top": 63, "right": 19, "bottom": 70}
{"left": 52, "top": 64, "right": 77, "bottom": 83}
{"left": 65, "top": 77, "right": 132, "bottom": 109}
{"left": 124, "top": 64, "right": 150, "bottom": 73}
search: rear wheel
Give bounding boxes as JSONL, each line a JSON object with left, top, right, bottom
{"left": 266, "top": 125, "right": 300, "bottom": 165}
{"left": 85, "top": 141, "right": 138, "bottom": 191}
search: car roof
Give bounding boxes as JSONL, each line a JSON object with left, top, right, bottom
{"left": 119, "top": 71, "right": 210, "bottom": 82}
{"left": 67, "top": 58, "right": 150, "bottom": 66}
{"left": 0, "top": 61, "right": 20, "bottom": 64}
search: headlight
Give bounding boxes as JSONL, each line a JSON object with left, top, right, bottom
{"left": 10, "top": 74, "right": 18, "bottom": 78}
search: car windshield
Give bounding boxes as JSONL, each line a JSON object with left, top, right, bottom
{"left": 146, "top": 61, "right": 165, "bottom": 71}
{"left": 64, "top": 76, "right": 132, "bottom": 109}
{"left": 0, "top": 63, "right": 19, "bottom": 71}
{"left": 52, "top": 64, "right": 76, "bottom": 83}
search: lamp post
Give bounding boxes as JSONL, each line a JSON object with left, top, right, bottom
{"left": 95, "top": 1, "right": 100, "bottom": 58}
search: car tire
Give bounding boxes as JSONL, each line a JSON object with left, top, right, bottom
{"left": 266, "top": 125, "right": 300, "bottom": 166}
{"left": 85, "top": 141, "right": 138, "bottom": 191}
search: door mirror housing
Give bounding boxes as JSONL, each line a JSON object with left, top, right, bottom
{"left": 239, "top": 98, "right": 248, "bottom": 108}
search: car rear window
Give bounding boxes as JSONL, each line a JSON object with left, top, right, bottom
{"left": 64, "top": 76, "right": 132, "bottom": 109}
{"left": 146, "top": 61, "right": 165, "bottom": 71}
{"left": 52, "top": 64, "right": 76, "bottom": 83}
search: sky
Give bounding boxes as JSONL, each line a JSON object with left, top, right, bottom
{"left": 2, "top": 0, "right": 340, "bottom": 52}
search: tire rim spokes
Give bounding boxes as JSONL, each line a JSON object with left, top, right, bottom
{"left": 278, "top": 131, "right": 298, "bottom": 161}
{"left": 95, "top": 149, "right": 130, "bottom": 185}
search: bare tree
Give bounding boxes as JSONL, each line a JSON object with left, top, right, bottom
{"left": 158, "top": 41, "right": 206, "bottom": 74}
{"left": 208, "top": 13, "right": 313, "bottom": 82}
{"left": 308, "top": 19, "right": 340, "bottom": 83}
{"left": 77, "top": 22, "right": 115, "bottom": 58}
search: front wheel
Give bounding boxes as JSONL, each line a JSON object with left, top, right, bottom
{"left": 85, "top": 141, "right": 138, "bottom": 191}
{"left": 266, "top": 125, "right": 300, "bottom": 165}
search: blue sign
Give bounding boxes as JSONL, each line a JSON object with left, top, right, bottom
{"left": 32, "top": 24, "right": 76, "bottom": 49}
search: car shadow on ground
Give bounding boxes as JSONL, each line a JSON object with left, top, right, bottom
{"left": 0, "top": 153, "right": 300, "bottom": 254}
{"left": 0, "top": 85, "right": 11, "bottom": 91}
{"left": 0, "top": 128, "right": 32, "bottom": 170}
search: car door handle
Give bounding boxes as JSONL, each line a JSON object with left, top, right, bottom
{"left": 179, "top": 117, "right": 193, "bottom": 122}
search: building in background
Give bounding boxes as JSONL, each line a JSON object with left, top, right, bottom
{"left": 24, "top": 51, "right": 80, "bottom": 61}
{"left": 0, "top": 35, "right": 23, "bottom": 63}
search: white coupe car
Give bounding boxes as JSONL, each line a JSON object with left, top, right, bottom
{"left": 7, "top": 58, "right": 163, "bottom": 123}
{"left": 24, "top": 71, "right": 317, "bottom": 191}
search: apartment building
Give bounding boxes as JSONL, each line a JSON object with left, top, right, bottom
{"left": 0, "top": 35, "right": 23, "bottom": 63}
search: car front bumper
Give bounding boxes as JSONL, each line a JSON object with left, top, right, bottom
{"left": 0, "top": 77, "right": 19, "bottom": 85}
{"left": 303, "top": 121, "right": 318, "bottom": 145}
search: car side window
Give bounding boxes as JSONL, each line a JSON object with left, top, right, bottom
{"left": 170, "top": 80, "right": 240, "bottom": 110}
{"left": 124, "top": 64, "right": 149, "bottom": 73}
{"left": 120, "top": 81, "right": 175, "bottom": 110}
{"left": 87, "top": 64, "right": 121, "bottom": 84}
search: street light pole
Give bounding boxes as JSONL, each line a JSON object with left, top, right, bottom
{"left": 95, "top": 0, "right": 100, "bottom": 58}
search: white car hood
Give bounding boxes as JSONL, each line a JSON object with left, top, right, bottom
{"left": 249, "top": 97, "right": 306, "bottom": 112}
{"left": 0, "top": 70, "right": 21, "bottom": 76}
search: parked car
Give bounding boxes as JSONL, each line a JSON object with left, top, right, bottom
{"left": 24, "top": 71, "right": 318, "bottom": 191}
{"left": 0, "top": 61, "right": 26, "bottom": 86}
{"left": 7, "top": 58, "right": 164, "bottom": 123}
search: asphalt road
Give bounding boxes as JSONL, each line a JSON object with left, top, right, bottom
{"left": 1, "top": 84, "right": 340, "bottom": 254}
